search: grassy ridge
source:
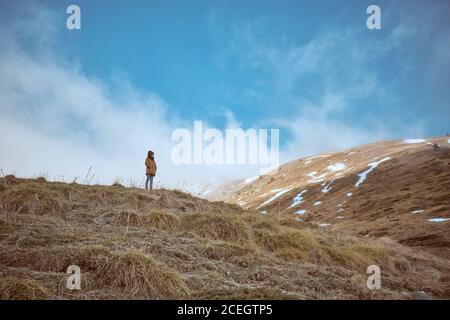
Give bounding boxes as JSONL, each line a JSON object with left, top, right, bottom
{"left": 0, "top": 176, "right": 449, "bottom": 299}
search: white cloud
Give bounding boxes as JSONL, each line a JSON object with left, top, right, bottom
{"left": 0, "top": 3, "right": 435, "bottom": 191}
{"left": 0, "top": 6, "right": 268, "bottom": 190}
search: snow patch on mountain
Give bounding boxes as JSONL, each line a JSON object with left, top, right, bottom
{"left": 307, "top": 171, "right": 326, "bottom": 183}
{"left": 257, "top": 188, "right": 293, "bottom": 209}
{"left": 289, "top": 190, "right": 308, "bottom": 208}
{"left": 403, "top": 139, "right": 427, "bottom": 144}
{"left": 327, "top": 163, "right": 346, "bottom": 172}
{"left": 355, "top": 157, "right": 391, "bottom": 188}
{"left": 322, "top": 180, "right": 333, "bottom": 193}
{"left": 428, "top": 218, "right": 450, "bottom": 223}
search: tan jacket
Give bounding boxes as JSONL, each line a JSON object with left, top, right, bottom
{"left": 145, "top": 157, "right": 157, "bottom": 176}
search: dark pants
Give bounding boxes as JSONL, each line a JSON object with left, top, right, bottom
{"left": 145, "top": 175, "right": 154, "bottom": 190}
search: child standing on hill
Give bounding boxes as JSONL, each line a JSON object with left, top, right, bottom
{"left": 145, "top": 150, "right": 157, "bottom": 190}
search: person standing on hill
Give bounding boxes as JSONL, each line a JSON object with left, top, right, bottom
{"left": 145, "top": 150, "right": 157, "bottom": 190}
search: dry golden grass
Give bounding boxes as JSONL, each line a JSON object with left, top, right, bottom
{"left": 181, "top": 212, "right": 250, "bottom": 241}
{"left": 0, "top": 245, "right": 189, "bottom": 299}
{"left": 109, "top": 209, "right": 182, "bottom": 232}
{"left": 0, "top": 276, "right": 51, "bottom": 300}
{"left": 0, "top": 184, "right": 67, "bottom": 215}
{"left": 0, "top": 176, "right": 449, "bottom": 300}
{"left": 72, "top": 246, "right": 189, "bottom": 298}
{"left": 193, "top": 286, "right": 299, "bottom": 300}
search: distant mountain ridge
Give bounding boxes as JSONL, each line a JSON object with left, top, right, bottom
{"left": 209, "top": 137, "right": 450, "bottom": 259}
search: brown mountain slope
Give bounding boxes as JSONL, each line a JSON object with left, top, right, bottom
{"left": 218, "top": 137, "right": 450, "bottom": 259}
{"left": 1, "top": 176, "right": 449, "bottom": 299}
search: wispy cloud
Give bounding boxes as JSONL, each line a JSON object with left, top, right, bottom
{"left": 0, "top": 5, "right": 268, "bottom": 189}
{"left": 1, "top": 1, "right": 448, "bottom": 188}
{"left": 212, "top": 11, "right": 439, "bottom": 161}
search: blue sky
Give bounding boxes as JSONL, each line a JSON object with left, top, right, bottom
{"left": 68, "top": 0, "right": 449, "bottom": 130}
{"left": 0, "top": 0, "right": 449, "bottom": 187}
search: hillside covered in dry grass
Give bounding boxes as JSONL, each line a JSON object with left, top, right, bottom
{"left": 214, "top": 137, "right": 450, "bottom": 259}
{"left": 0, "top": 176, "right": 449, "bottom": 299}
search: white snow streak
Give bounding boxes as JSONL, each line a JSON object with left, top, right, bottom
{"left": 355, "top": 157, "right": 391, "bottom": 188}
{"left": 327, "top": 163, "right": 346, "bottom": 172}
{"left": 322, "top": 180, "right": 333, "bottom": 193}
{"left": 307, "top": 171, "right": 326, "bottom": 183}
{"left": 402, "top": 139, "right": 427, "bottom": 144}
{"left": 256, "top": 188, "right": 293, "bottom": 209}
{"left": 428, "top": 218, "right": 450, "bottom": 223}
{"left": 289, "top": 190, "right": 308, "bottom": 208}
